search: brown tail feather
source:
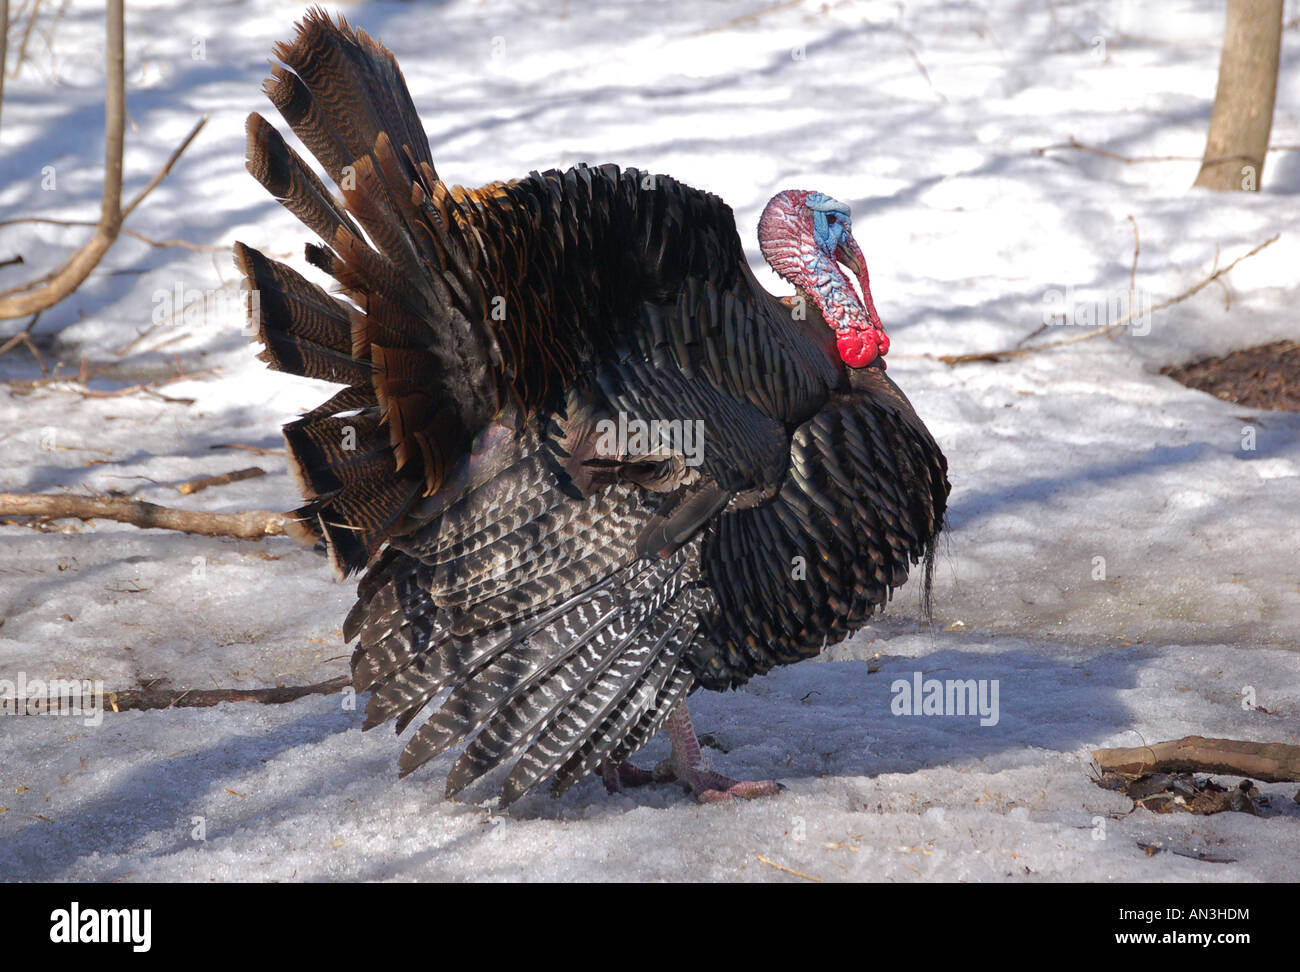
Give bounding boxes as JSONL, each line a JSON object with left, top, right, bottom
{"left": 234, "top": 242, "right": 367, "bottom": 386}
{"left": 306, "top": 476, "right": 425, "bottom": 576}
{"left": 244, "top": 113, "right": 362, "bottom": 251}
{"left": 282, "top": 387, "right": 391, "bottom": 497}
{"left": 266, "top": 9, "right": 439, "bottom": 187}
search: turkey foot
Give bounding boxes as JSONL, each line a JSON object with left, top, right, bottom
{"left": 600, "top": 758, "right": 780, "bottom": 802}
{"left": 672, "top": 767, "right": 784, "bottom": 804}
{"left": 661, "top": 700, "right": 782, "bottom": 804}
{"left": 600, "top": 702, "right": 782, "bottom": 801}
{"left": 600, "top": 760, "right": 660, "bottom": 792}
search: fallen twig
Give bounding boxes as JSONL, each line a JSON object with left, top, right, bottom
{"left": 99, "top": 675, "right": 350, "bottom": 713}
{"left": 755, "top": 854, "right": 824, "bottom": 883}
{"left": 72, "top": 368, "right": 216, "bottom": 400}
{"left": 934, "top": 233, "right": 1280, "bottom": 365}
{"left": 0, "top": 492, "right": 291, "bottom": 541}
{"left": 694, "top": 0, "right": 803, "bottom": 35}
{"left": 210, "top": 442, "right": 286, "bottom": 457}
{"left": 176, "top": 466, "right": 266, "bottom": 495}
{"left": 1092, "top": 735, "right": 1300, "bottom": 783}
{"left": 6, "top": 355, "right": 217, "bottom": 402}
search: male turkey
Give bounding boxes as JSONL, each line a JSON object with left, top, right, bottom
{"left": 236, "top": 10, "right": 949, "bottom": 805}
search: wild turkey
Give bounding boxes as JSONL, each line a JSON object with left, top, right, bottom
{"left": 236, "top": 10, "right": 949, "bottom": 806}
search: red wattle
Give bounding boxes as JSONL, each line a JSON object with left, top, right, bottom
{"left": 837, "top": 329, "right": 886, "bottom": 369}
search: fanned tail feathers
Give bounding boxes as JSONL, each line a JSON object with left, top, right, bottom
{"left": 236, "top": 9, "right": 504, "bottom": 573}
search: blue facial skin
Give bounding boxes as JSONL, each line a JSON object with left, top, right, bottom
{"left": 805, "top": 192, "right": 852, "bottom": 259}
{"left": 803, "top": 192, "right": 858, "bottom": 325}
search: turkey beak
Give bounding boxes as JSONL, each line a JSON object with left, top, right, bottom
{"left": 835, "top": 243, "right": 863, "bottom": 280}
{"left": 835, "top": 236, "right": 882, "bottom": 331}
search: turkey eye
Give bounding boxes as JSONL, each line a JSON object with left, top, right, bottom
{"left": 825, "top": 214, "right": 837, "bottom": 224}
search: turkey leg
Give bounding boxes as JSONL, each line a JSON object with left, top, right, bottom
{"left": 602, "top": 700, "right": 783, "bottom": 803}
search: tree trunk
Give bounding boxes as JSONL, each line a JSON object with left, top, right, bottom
{"left": 1194, "top": 0, "right": 1284, "bottom": 191}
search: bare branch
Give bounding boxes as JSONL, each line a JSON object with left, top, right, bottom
{"left": 906, "top": 44, "right": 946, "bottom": 102}
{"left": 0, "top": 311, "right": 45, "bottom": 373}
{"left": 1036, "top": 135, "right": 1211, "bottom": 164}
{"left": 97, "top": 675, "right": 350, "bottom": 713}
{"left": 120, "top": 225, "right": 221, "bottom": 252}
{"left": 121, "top": 114, "right": 208, "bottom": 221}
{"left": 0, "top": 217, "right": 223, "bottom": 253}
{"left": 7, "top": 0, "right": 40, "bottom": 81}
{"left": 932, "top": 233, "right": 1280, "bottom": 366}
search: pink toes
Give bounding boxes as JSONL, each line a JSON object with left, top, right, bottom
{"left": 690, "top": 773, "right": 784, "bottom": 804}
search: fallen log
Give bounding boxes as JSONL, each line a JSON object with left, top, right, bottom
{"left": 0, "top": 492, "right": 293, "bottom": 541}
{"left": 1092, "top": 735, "right": 1300, "bottom": 783}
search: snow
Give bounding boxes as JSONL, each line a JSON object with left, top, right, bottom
{"left": 2, "top": 0, "right": 1298, "bottom": 881}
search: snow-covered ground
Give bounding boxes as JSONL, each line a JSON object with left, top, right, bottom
{"left": 1, "top": 0, "right": 1298, "bottom": 881}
